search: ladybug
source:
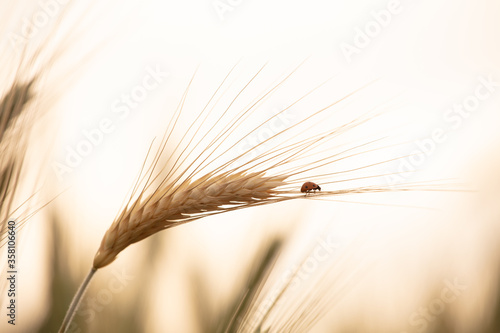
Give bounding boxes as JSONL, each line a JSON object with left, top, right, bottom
{"left": 301, "top": 181, "right": 321, "bottom": 194}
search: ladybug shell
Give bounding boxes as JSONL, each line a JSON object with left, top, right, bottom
{"left": 301, "top": 181, "right": 321, "bottom": 193}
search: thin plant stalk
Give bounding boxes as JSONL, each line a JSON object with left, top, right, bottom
{"left": 58, "top": 267, "right": 97, "bottom": 333}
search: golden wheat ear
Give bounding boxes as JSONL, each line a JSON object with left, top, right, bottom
{"left": 93, "top": 61, "right": 453, "bottom": 266}
{"left": 93, "top": 171, "right": 289, "bottom": 268}
{"left": 0, "top": 74, "right": 38, "bottom": 247}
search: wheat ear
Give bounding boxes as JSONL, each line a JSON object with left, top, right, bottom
{"left": 93, "top": 171, "right": 289, "bottom": 268}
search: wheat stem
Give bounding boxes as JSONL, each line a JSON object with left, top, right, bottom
{"left": 58, "top": 267, "right": 97, "bottom": 333}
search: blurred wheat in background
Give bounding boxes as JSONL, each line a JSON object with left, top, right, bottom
{"left": 1, "top": 1, "right": 500, "bottom": 333}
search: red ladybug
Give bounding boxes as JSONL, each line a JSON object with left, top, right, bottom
{"left": 301, "top": 181, "right": 321, "bottom": 193}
